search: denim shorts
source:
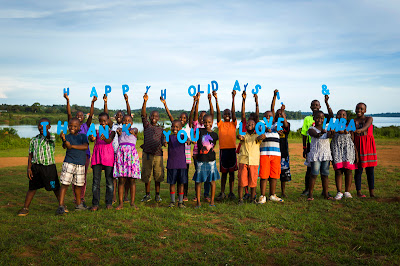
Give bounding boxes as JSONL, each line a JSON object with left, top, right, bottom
{"left": 310, "top": 161, "right": 330, "bottom": 176}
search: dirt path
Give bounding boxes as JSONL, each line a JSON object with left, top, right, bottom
{"left": 1, "top": 143, "right": 399, "bottom": 169}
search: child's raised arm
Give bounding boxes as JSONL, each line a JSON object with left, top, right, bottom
{"left": 189, "top": 94, "right": 198, "bottom": 128}
{"left": 271, "top": 89, "right": 278, "bottom": 119}
{"left": 241, "top": 91, "right": 246, "bottom": 121}
{"left": 281, "top": 105, "right": 289, "bottom": 130}
{"left": 232, "top": 90, "right": 236, "bottom": 122}
{"left": 103, "top": 94, "right": 108, "bottom": 114}
{"left": 208, "top": 93, "right": 214, "bottom": 120}
{"left": 254, "top": 94, "right": 259, "bottom": 123}
{"left": 212, "top": 91, "right": 221, "bottom": 123}
{"left": 193, "top": 92, "right": 200, "bottom": 124}
{"left": 86, "top": 96, "right": 97, "bottom": 127}
{"left": 324, "top": 95, "right": 334, "bottom": 119}
{"left": 124, "top": 94, "right": 131, "bottom": 117}
{"left": 141, "top": 93, "right": 149, "bottom": 123}
{"left": 64, "top": 93, "right": 72, "bottom": 122}
{"left": 160, "top": 96, "right": 174, "bottom": 122}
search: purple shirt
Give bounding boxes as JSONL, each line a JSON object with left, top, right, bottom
{"left": 79, "top": 123, "right": 90, "bottom": 157}
{"left": 167, "top": 135, "right": 186, "bottom": 169}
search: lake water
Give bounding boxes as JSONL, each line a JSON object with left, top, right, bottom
{"left": 1, "top": 117, "right": 400, "bottom": 138}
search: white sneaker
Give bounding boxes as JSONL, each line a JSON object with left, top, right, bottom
{"left": 343, "top": 192, "right": 353, "bottom": 199}
{"left": 269, "top": 194, "right": 284, "bottom": 202}
{"left": 258, "top": 195, "right": 266, "bottom": 204}
{"left": 334, "top": 192, "right": 343, "bottom": 200}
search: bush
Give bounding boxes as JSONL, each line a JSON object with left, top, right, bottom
{"left": 373, "top": 126, "right": 400, "bottom": 139}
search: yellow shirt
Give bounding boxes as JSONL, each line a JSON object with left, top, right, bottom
{"left": 238, "top": 132, "right": 261, "bottom": 165}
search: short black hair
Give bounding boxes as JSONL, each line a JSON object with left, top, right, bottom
{"left": 172, "top": 119, "right": 182, "bottom": 127}
{"left": 357, "top": 102, "right": 367, "bottom": 109}
{"left": 203, "top": 114, "right": 212, "bottom": 121}
{"left": 123, "top": 114, "right": 132, "bottom": 121}
{"left": 180, "top": 112, "right": 188, "bottom": 120}
{"left": 115, "top": 110, "right": 125, "bottom": 117}
{"left": 313, "top": 110, "right": 324, "bottom": 118}
{"left": 38, "top": 117, "right": 50, "bottom": 125}
{"left": 99, "top": 112, "right": 110, "bottom": 119}
{"left": 69, "top": 117, "right": 80, "bottom": 124}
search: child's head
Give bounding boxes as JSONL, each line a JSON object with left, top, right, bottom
{"left": 150, "top": 111, "right": 159, "bottom": 125}
{"left": 223, "top": 109, "right": 231, "bottom": 122}
{"left": 76, "top": 111, "right": 85, "bottom": 123}
{"left": 274, "top": 109, "right": 284, "bottom": 122}
{"left": 68, "top": 117, "right": 81, "bottom": 135}
{"left": 203, "top": 114, "right": 213, "bottom": 131}
{"left": 122, "top": 115, "right": 133, "bottom": 125}
{"left": 355, "top": 103, "right": 367, "bottom": 118}
{"left": 310, "top": 100, "right": 321, "bottom": 112}
{"left": 98, "top": 112, "right": 110, "bottom": 127}
{"left": 336, "top": 109, "right": 347, "bottom": 119}
{"left": 313, "top": 111, "right": 325, "bottom": 126}
{"left": 180, "top": 112, "right": 188, "bottom": 126}
{"left": 199, "top": 111, "right": 207, "bottom": 124}
{"left": 246, "top": 119, "right": 256, "bottom": 133}
{"left": 171, "top": 120, "right": 183, "bottom": 135}
{"left": 263, "top": 111, "right": 273, "bottom": 121}
{"left": 115, "top": 110, "right": 124, "bottom": 124}
{"left": 249, "top": 112, "right": 257, "bottom": 121}
{"left": 37, "top": 118, "right": 51, "bottom": 135}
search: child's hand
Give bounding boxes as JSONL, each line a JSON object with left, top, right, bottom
{"left": 124, "top": 94, "right": 129, "bottom": 102}
{"left": 65, "top": 141, "right": 72, "bottom": 149}
{"left": 321, "top": 129, "right": 327, "bottom": 134}
{"left": 324, "top": 95, "right": 329, "bottom": 103}
{"left": 237, "top": 135, "right": 244, "bottom": 141}
{"left": 355, "top": 129, "right": 362, "bottom": 134}
{"left": 242, "top": 90, "right": 246, "bottom": 100}
{"left": 60, "top": 132, "right": 66, "bottom": 142}
{"left": 257, "top": 134, "right": 266, "bottom": 141}
{"left": 274, "top": 89, "right": 279, "bottom": 96}
{"left": 103, "top": 94, "right": 107, "bottom": 102}
{"left": 208, "top": 93, "right": 212, "bottom": 101}
{"left": 129, "top": 128, "right": 136, "bottom": 135}
{"left": 160, "top": 96, "right": 166, "bottom": 104}
{"left": 92, "top": 96, "right": 98, "bottom": 103}
{"left": 303, "top": 149, "right": 307, "bottom": 159}
{"left": 232, "top": 90, "right": 236, "bottom": 98}
{"left": 186, "top": 139, "right": 191, "bottom": 145}
{"left": 163, "top": 140, "right": 168, "bottom": 147}
{"left": 100, "top": 134, "right": 106, "bottom": 141}
{"left": 89, "top": 135, "right": 96, "bottom": 142}
{"left": 266, "top": 127, "right": 272, "bottom": 133}
{"left": 117, "top": 128, "right": 122, "bottom": 136}
{"left": 143, "top": 93, "right": 149, "bottom": 101}
{"left": 63, "top": 93, "right": 69, "bottom": 101}
{"left": 212, "top": 91, "right": 217, "bottom": 99}
{"left": 281, "top": 104, "right": 286, "bottom": 111}
{"left": 27, "top": 168, "right": 33, "bottom": 180}
{"left": 193, "top": 94, "right": 199, "bottom": 101}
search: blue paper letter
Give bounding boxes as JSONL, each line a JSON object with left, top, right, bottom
{"left": 327, "top": 118, "right": 339, "bottom": 132}
{"left": 244, "top": 83, "right": 248, "bottom": 92}
{"left": 198, "top": 84, "right": 204, "bottom": 94}
{"left": 238, "top": 122, "right": 246, "bottom": 136}
{"left": 122, "top": 84, "right": 129, "bottom": 95}
{"left": 40, "top": 121, "right": 49, "bottom": 136}
{"left": 177, "top": 130, "right": 188, "bottom": 144}
{"left": 262, "top": 117, "right": 273, "bottom": 129}
{"left": 57, "top": 121, "right": 68, "bottom": 135}
{"left": 122, "top": 123, "right": 131, "bottom": 135}
{"left": 233, "top": 80, "right": 241, "bottom": 91}
{"left": 163, "top": 130, "right": 171, "bottom": 142}
{"left": 105, "top": 85, "right": 112, "bottom": 96}
{"left": 277, "top": 117, "right": 284, "bottom": 131}
{"left": 338, "top": 118, "right": 347, "bottom": 132}
{"left": 211, "top": 80, "right": 218, "bottom": 92}
{"left": 63, "top": 87, "right": 69, "bottom": 96}
{"left": 190, "top": 128, "right": 199, "bottom": 142}
{"left": 99, "top": 125, "right": 109, "bottom": 139}
{"left": 90, "top": 87, "right": 98, "bottom": 98}
{"left": 255, "top": 122, "right": 266, "bottom": 135}
{"left": 347, "top": 119, "right": 356, "bottom": 132}
{"left": 87, "top": 124, "right": 96, "bottom": 137}
{"left": 252, "top": 84, "right": 261, "bottom": 94}
{"left": 146, "top": 86, "right": 151, "bottom": 94}
{"left": 161, "top": 89, "right": 166, "bottom": 100}
{"left": 188, "top": 85, "right": 196, "bottom": 97}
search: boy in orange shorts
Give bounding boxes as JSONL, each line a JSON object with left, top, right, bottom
{"left": 237, "top": 119, "right": 263, "bottom": 204}
{"left": 258, "top": 110, "right": 284, "bottom": 203}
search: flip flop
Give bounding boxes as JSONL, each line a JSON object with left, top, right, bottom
{"left": 209, "top": 204, "right": 216, "bottom": 207}
{"left": 358, "top": 194, "right": 366, "bottom": 198}
{"left": 307, "top": 197, "right": 314, "bottom": 201}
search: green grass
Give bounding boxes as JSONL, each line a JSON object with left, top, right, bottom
{"left": 0, "top": 144, "right": 399, "bottom": 264}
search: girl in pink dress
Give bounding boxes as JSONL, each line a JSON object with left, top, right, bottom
{"left": 354, "top": 103, "right": 377, "bottom": 197}
{"left": 89, "top": 112, "right": 115, "bottom": 211}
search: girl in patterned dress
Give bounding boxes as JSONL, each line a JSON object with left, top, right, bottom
{"left": 330, "top": 110, "right": 357, "bottom": 200}
{"left": 113, "top": 115, "right": 141, "bottom": 210}
{"left": 307, "top": 111, "right": 333, "bottom": 201}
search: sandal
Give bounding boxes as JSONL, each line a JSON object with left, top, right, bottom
{"left": 89, "top": 206, "right": 98, "bottom": 212}
{"left": 209, "top": 204, "right": 216, "bottom": 207}
{"left": 358, "top": 194, "right": 366, "bottom": 198}
{"left": 307, "top": 197, "right": 314, "bottom": 201}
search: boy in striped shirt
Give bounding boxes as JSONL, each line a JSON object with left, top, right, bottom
{"left": 258, "top": 111, "right": 284, "bottom": 204}
{"left": 18, "top": 118, "right": 61, "bottom": 216}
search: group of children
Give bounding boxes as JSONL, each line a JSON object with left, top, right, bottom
{"left": 17, "top": 89, "right": 377, "bottom": 216}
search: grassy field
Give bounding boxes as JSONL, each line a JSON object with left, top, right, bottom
{"left": 0, "top": 140, "right": 399, "bottom": 265}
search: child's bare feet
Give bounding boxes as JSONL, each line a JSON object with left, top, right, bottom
{"left": 369, "top": 189, "right": 375, "bottom": 197}
{"left": 115, "top": 204, "right": 124, "bottom": 210}
{"left": 130, "top": 203, "right": 138, "bottom": 210}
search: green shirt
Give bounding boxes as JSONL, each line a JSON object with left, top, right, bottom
{"left": 301, "top": 115, "right": 315, "bottom": 144}
{"left": 29, "top": 133, "right": 56, "bottom": 165}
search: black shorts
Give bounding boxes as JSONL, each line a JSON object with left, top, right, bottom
{"left": 167, "top": 169, "right": 188, "bottom": 185}
{"left": 219, "top": 148, "right": 238, "bottom": 173}
{"left": 29, "top": 164, "right": 60, "bottom": 191}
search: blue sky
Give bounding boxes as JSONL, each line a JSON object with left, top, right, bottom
{"left": 0, "top": 0, "right": 399, "bottom": 114}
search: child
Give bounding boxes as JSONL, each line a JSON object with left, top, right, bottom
{"left": 237, "top": 119, "right": 262, "bottom": 204}
{"left": 330, "top": 110, "right": 357, "bottom": 200}
{"left": 307, "top": 111, "right": 333, "bottom": 201}
{"left": 191, "top": 92, "right": 214, "bottom": 202}
{"left": 213, "top": 90, "right": 238, "bottom": 200}
{"left": 160, "top": 96, "right": 196, "bottom": 202}
{"left": 89, "top": 112, "right": 116, "bottom": 211}
{"left": 166, "top": 120, "right": 189, "bottom": 208}
{"left": 354, "top": 103, "right": 377, "bottom": 197}
{"left": 141, "top": 93, "right": 165, "bottom": 203}
{"left": 301, "top": 96, "right": 333, "bottom": 196}
{"left": 104, "top": 93, "right": 132, "bottom": 204}
{"left": 64, "top": 93, "right": 97, "bottom": 207}
{"left": 18, "top": 118, "right": 61, "bottom": 216}
{"left": 114, "top": 115, "right": 141, "bottom": 210}
{"left": 258, "top": 109, "right": 284, "bottom": 203}
{"left": 239, "top": 90, "right": 259, "bottom": 200}
{"left": 192, "top": 114, "right": 220, "bottom": 207}
{"left": 56, "top": 117, "right": 89, "bottom": 215}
